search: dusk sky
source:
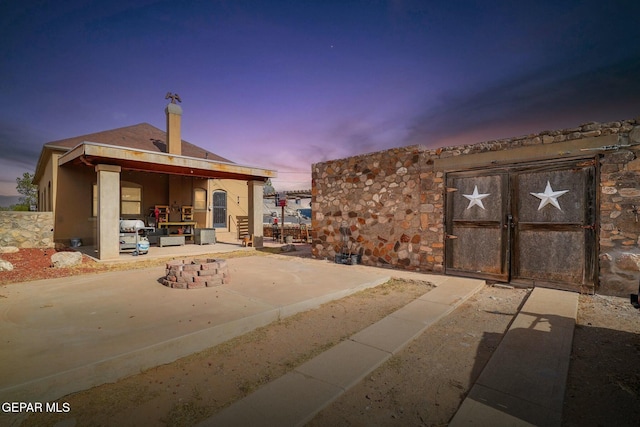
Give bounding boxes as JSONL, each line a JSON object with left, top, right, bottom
{"left": 1, "top": 0, "right": 639, "bottom": 199}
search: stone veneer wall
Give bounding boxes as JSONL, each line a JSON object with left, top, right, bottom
{"left": 312, "top": 119, "right": 640, "bottom": 296}
{"left": 0, "top": 211, "right": 54, "bottom": 248}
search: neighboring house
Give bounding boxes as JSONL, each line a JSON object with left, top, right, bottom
{"left": 33, "top": 100, "right": 276, "bottom": 260}
{"left": 312, "top": 118, "right": 640, "bottom": 297}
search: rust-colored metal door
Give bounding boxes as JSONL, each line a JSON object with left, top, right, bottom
{"left": 445, "top": 159, "right": 596, "bottom": 290}
{"left": 445, "top": 170, "right": 510, "bottom": 281}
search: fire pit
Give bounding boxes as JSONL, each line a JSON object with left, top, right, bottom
{"left": 162, "top": 258, "right": 230, "bottom": 289}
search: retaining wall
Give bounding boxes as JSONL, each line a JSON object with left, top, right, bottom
{"left": 0, "top": 211, "right": 55, "bottom": 248}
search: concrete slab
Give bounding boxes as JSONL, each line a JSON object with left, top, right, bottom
{"left": 392, "top": 298, "right": 455, "bottom": 324}
{"left": 198, "top": 371, "right": 343, "bottom": 427}
{"left": 422, "top": 276, "right": 486, "bottom": 305}
{"left": 351, "top": 315, "right": 428, "bottom": 353}
{"left": 201, "top": 273, "right": 485, "bottom": 426}
{"left": 0, "top": 256, "right": 395, "bottom": 405}
{"left": 295, "top": 339, "right": 391, "bottom": 390}
{"left": 449, "top": 287, "right": 578, "bottom": 427}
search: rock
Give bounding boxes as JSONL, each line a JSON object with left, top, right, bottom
{"left": 0, "top": 246, "right": 19, "bottom": 254}
{"left": 280, "top": 244, "right": 297, "bottom": 252}
{"left": 0, "top": 259, "right": 13, "bottom": 271}
{"left": 629, "top": 126, "right": 640, "bottom": 144}
{"left": 51, "top": 251, "right": 83, "bottom": 268}
{"left": 615, "top": 253, "right": 640, "bottom": 272}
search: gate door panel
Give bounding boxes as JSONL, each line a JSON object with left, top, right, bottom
{"left": 512, "top": 162, "right": 596, "bottom": 288}
{"left": 445, "top": 171, "right": 509, "bottom": 281}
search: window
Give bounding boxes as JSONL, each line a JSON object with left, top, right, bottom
{"left": 92, "top": 182, "right": 142, "bottom": 217}
{"left": 194, "top": 188, "right": 207, "bottom": 210}
{"left": 121, "top": 185, "right": 142, "bottom": 215}
{"left": 213, "top": 191, "right": 227, "bottom": 228}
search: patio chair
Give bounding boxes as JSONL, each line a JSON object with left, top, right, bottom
{"left": 241, "top": 234, "right": 254, "bottom": 247}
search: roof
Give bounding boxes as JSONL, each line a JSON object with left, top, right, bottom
{"left": 34, "top": 123, "right": 277, "bottom": 183}
{"left": 45, "top": 122, "right": 231, "bottom": 163}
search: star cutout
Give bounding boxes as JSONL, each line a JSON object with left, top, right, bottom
{"left": 530, "top": 181, "right": 569, "bottom": 211}
{"left": 462, "top": 185, "right": 490, "bottom": 210}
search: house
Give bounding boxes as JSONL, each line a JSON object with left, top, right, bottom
{"left": 312, "top": 118, "right": 640, "bottom": 297}
{"left": 33, "top": 98, "right": 276, "bottom": 260}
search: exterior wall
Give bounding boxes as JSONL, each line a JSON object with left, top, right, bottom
{"left": 209, "top": 179, "right": 249, "bottom": 238}
{"left": 193, "top": 178, "right": 209, "bottom": 228}
{"left": 55, "top": 165, "right": 96, "bottom": 246}
{"left": 37, "top": 152, "right": 60, "bottom": 212}
{"left": 0, "top": 212, "right": 54, "bottom": 248}
{"left": 312, "top": 119, "right": 640, "bottom": 296}
{"left": 312, "top": 146, "right": 437, "bottom": 270}
{"left": 598, "top": 125, "right": 640, "bottom": 295}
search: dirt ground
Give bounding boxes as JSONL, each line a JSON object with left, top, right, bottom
{"left": 2, "top": 248, "right": 639, "bottom": 426}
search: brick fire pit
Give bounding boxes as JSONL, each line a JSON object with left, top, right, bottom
{"left": 162, "top": 258, "right": 230, "bottom": 289}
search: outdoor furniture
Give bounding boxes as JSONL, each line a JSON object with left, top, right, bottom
{"left": 300, "top": 224, "right": 310, "bottom": 243}
{"left": 263, "top": 225, "right": 311, "bottom": 242}
{"left": 195, "top": 228, "right": 216, "bottom": 245}
{"left": 158, "top": 221, "right": 197, "bottom": 241}
{"left": 241, "top": 234, "right": 254, "bottom": 247}
{"left": 147, "top": 228, "right": 168, "bottom": 245}
{"left": 158, "top": 235, "right": 185, "bottom": 247}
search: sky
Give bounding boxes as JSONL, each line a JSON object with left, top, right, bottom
{"left": 1, "top": 0, "right": 640, "bottom": 200}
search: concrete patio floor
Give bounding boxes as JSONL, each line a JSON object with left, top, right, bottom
{"left": 0, "top": 243, "right": 578, "bottom": 427}
{"left": 0, "top": 246, "right": 432, "bottom": 410}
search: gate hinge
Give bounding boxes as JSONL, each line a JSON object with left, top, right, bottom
{"left": 582, "top": 224, "right": 595, "bottom": 230}
{"left": 446, "top": 234, "right": 458, "bottom": 239}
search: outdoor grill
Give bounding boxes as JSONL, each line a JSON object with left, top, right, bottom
{"left": 119, "top": 219, "right": 152, "bottom": 255}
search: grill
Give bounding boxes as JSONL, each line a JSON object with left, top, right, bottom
{"left": 119, "top": 220, "right": 153, "bottom": 255}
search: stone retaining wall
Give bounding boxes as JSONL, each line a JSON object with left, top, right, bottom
{"left": 312, "top": 119, "right": 640, "bottom": 296}
{"left": 0, "top": 211, "right": 54, "bottom": 248}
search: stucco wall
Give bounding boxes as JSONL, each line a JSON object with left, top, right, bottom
{"left": 0, "top": 211, "right": 54, "bottom": 248}
{"left": 55, "top": 166, "right": 95, "bottom": 245}
{"left": 312, "top": 119, "right": 640, "bottom": 296}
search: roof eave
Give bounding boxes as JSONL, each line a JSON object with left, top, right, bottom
{"left": 58, "top": 142, "right": 277, "bottom": 181}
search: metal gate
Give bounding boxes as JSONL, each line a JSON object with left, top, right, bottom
{"left": 445, "top": 158, "right": 597, "bottom": 291}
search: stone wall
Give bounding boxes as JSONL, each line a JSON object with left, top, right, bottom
{"left": 597, "top": 125, "right": 640, "bottom": 295}
{"left": 311, "top": 146, "right": 444, "bottom": 272}
{"left": 0, "top": 211, "right": 54, "bottom": 248}
{"left": 312, "top": 119, "right": 640, "bottom": 296}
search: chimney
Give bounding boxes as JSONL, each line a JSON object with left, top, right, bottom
{"left": 165, "top": 92, "right": 182, "bottom": 155}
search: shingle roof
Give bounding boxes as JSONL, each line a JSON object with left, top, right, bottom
{"left": 45, "top": 122, "right": 233, "bottom": 163}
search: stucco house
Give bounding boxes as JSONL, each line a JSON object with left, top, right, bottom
{"left": 33, "top": 99, "right": 276, "bottom": 260}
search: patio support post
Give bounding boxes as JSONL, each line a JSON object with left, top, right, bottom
{"left": 247, "top": 180, "right": 264, "bottom": 248}
{"left": 95, "top": 164, "right": 121, "bottom": 260}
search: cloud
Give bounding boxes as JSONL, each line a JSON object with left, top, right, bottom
{"left": 0, "top": 121, "right": 46, "bottom": 168}
{"left": 405, "top": 54, "right": 640, "bottom": 147}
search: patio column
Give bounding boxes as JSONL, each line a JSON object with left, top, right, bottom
{"left": 95, "top": 164, "right": 121, "bottom": 260}
{"left": 247, "top": 180, "right": 265, "bottom": 248}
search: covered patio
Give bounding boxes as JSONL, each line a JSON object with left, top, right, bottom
{"left": 59, "top": 140, "right": 274, "bottom": 260}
